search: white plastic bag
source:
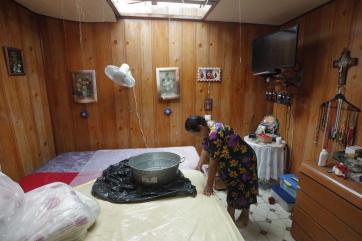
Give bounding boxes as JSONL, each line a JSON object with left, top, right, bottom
{"left": 0, "top": 173, "right": 25, "bottom": 236}
{"left": 0, "top": 172, "right": 100, "bottom": 241}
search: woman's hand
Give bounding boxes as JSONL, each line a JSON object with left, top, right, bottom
{"left": 195, "top": 150, "right": 209, "bottom": 172}
{"left": 203, "top": 184, "right": 213, "bottom": 196}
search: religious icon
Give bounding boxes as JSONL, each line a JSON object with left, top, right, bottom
{"left": 3, "top": 47, "right": 25, "bottom": 76}
{"left": 156, "top": 67, "right": 180, "bottom": 100}
{"left": 197, "top": 67, "right": 221, "bottom": 82}
{"left": 72, "top": 70, "right": 98, "bottom": 103}
{"left": 333, "top": 48, "right": 358, "bottom": 87}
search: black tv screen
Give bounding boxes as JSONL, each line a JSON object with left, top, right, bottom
{"left": 252, "top": 25, "right": 299, "bottom": 75}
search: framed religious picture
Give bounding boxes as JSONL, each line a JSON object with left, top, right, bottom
{"left": 72, "top": 70, "right": 98, "bottom": 103}
{"left": 197, "top": 67, "right": 221, "bottom": 82}
{"left": 156, "top": 67, "right": 180, "bottom": 100}
{"left": 3, "top": 47, "right": 25, "bottom": 76}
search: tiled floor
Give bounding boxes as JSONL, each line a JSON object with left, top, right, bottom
{"left": 215, "top": 188, "right": 295, "bottom": 241}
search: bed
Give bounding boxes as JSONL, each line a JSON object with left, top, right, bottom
{"left": 76, "top": 170, "right": 244, "bottom": 241}
{"left": 18, "top": 146, "right": 244, "bottom": 241}
{"left": 19, "top": 146, "right": 199, "bottom": 191}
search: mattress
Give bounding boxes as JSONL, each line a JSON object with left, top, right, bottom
{"left": 36, "top": 151, "right": 95, "bottom": 173}
{"left": 19, "top": 146, "right": 199, "bottom": 191}
{"left": 70, "top": 146, "right": 199, "bottom": 186}
{"left": 76, "top": 170, "right": 244, "bottom": 241}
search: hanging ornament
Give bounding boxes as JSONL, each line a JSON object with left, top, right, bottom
{"left": 204, "top": 97, "right": 213, "bottom": 112}
{"left": 80, "top": 104, "right": 89, "bottom": 119}
{"left": 164, "top": 106, "right": 172, "bottom": 116}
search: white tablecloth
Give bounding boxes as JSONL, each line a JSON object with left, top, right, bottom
{"left": 244, "top": 136, "right": 286, "bottom": 181}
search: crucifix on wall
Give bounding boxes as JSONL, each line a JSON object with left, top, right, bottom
{"left": 333, "top": 48, "right": 358, "bottom": 88}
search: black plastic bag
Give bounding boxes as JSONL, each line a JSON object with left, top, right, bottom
{"left": 91, "top": 159, "right": 197, "bottom": 203}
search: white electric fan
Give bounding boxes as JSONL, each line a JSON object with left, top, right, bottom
{"left": 105, "top": 64, "right": 135, "bottom": 88}
{"left": 104, "top": 63, "right": 148, "bottom": 147}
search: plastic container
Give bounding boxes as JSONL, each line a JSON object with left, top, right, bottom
{"left": 318, "top": 149, "right": 328, "bottom": 167}
{"left": 271, "top": 184, "right": 295, "bottom": 212}
{"left": 279, "top": 174, "right": 299, "bottom": 199}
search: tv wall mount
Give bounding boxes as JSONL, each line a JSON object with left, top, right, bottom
{"left": 262, "top": 62, "right": 303, "bottom": 87}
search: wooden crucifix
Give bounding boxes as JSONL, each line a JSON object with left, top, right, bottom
{"left": 333, "top": 48, "right": 358, "bottom": 87}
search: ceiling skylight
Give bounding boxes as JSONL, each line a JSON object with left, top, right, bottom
{"left": 110, "top": 0, "right": 216, "bottom": 20}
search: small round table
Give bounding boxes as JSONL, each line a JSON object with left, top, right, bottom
{"left": 244, "top": 136, "right": 286, "bottom": 182}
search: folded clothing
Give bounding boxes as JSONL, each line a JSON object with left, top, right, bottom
{"left": 19, "top": 172, "right": 78, "bottom": 192}
{"left": 91, "top": 159, "right": 197, "bottom": 203}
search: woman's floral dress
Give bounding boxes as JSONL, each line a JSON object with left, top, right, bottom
{"left": 202, "top": 122, "right": 258, "bottom": 209}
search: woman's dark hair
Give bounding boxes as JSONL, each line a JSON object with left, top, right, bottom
{"left": 185, "top": 115, "right": 207, "bottom": 132}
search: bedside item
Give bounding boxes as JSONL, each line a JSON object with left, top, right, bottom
{"left": 276, "top": 136, "right": 282, "bottom": 144}
{"left": 344, "top": 158, "right": 362, "bottom": 173}
{"left": 318, "top": 149, "right": 328, "bottom": 167}
{"left": 332, "top": 151, "right": 346, "bottom": 162}
{"left": 204, "top": 114, "right": 212, "bottom": 121}
{"left": 333, "top": 163, "right": 348, "bottom": 179}
{"left": 350, "top": 173, "right": 362, "bottom": 183}
{"left": 248, "top": 133, "right": 257, "bottom": 139}
{"left": 345, "top": 146, "right": 362, "bottom": 158}
{"left": 257, "top": 133, "right": 273, "bottom": 143}
{"left": 255, "top": 115, "right": 279, "bottom": 135}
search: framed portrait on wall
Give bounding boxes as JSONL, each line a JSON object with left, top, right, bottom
{"left": 72, "top": 70, "right": 98, "bottom": 103}
{"left": 156, "top": 67, "right": 180, "bottom": 100}
{"left": 3, "top": 47, "right": 25, "bottom": 76}
{"left": 197, "top": 67, "right": 221, "bottom": 82}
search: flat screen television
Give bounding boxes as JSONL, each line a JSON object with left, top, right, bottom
{"left": 252, "top": 25, "right": 299, "bottom": 76}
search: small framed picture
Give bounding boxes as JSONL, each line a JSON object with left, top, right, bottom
{"left": 72, "top": 70, "right": 98, "bottom": 103}
{"left": 156, "top": 67, "right": 180, "bottom": 100}
{"left": 197, "top": 67, "right": 221, "bottom": 82}
{"left": 3, "top": 47, "right": 25, "bottom": 76}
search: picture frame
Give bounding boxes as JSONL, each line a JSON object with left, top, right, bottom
{"left": 3, "top": 47, "right": 25, "bottom": 76}
{"left": 72, "top": 70, "right": 98, "bottom": 103}
{"left": 197, "top": 67, "right": 221, "bottom": 82}
{"left": 156, "top": 67, "right": 180, "bottom": 100}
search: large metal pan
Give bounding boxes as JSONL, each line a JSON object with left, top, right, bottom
{"left": 128, "top": 152, "right": 183, "bottom": 186}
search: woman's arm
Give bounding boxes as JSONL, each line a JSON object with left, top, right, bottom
{"left": 204, "top": 158, "right": 217, "bottom": 196}
{"left": 196, "top": 149, "right": 209, "bottom": 171}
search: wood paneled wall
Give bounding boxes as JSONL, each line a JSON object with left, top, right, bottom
{"left": 0, "top": 0, "right": 55, "bottom": 180}
{"left": 39, "top": 18, "right": 274, "bottom": 154}
{"left": 273, "top": 0, "right": 362, "bottom": 173}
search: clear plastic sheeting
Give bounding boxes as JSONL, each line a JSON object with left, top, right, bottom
{"left": 77, "top": 170, "right": 244, "bottom": 241}
{"left": 0, "top": 172, "right": 100, "bottom": 241}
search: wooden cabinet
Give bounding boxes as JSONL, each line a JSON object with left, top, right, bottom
{"left": 291, "top": 160, "right": 362, "bottom": 241}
